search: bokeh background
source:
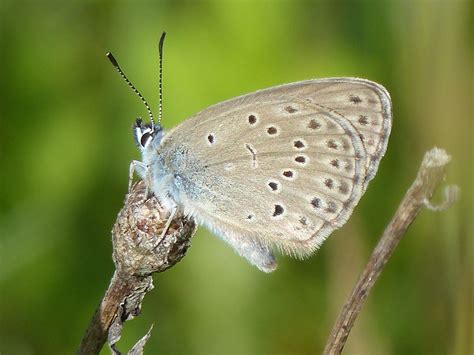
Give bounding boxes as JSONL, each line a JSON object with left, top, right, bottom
{"left": 1, "top": 1, "right": 472, "bottom": 354}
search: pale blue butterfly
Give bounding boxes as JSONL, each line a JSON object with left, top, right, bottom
{"left": 107, "top": 33, "right": 392, "bottom": 272}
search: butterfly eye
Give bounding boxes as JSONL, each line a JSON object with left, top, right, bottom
{"left": 140, "top": 132, "right": 152, "bottom": 147}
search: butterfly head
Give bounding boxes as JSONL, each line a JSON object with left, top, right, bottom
{"left": 133, "top": 118, "right": 163, "bottom": 153}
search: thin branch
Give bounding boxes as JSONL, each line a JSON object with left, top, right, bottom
{"left": 323, "top": 147, "right": 458, "bottom": 355}
{"left": 78, "top": 181, "right": 197, "bottom": 354}
{"left": 77, "top": 272, "right": 149, "bottom": 354}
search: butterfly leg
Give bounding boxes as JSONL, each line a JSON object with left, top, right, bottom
{"left": 153, "top": 207, "right": 177, "bottom": 248}
{"left": 218, "top": 233, "right": 278, "bottom": 273}
{"left": 129, "top": 160, "right": 146, "bottom": 191}
{"left": 129, "top": 160, "right": 156, "bottom": 203}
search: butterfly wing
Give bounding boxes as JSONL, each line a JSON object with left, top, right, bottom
{"left": 160, "top": 78, "right": 392, "bottom": 257}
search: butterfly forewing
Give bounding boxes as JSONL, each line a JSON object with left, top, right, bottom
{"left": 161, "top": 78, "right": 392, "bottom": 256}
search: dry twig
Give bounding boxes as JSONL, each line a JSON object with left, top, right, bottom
{"left": 78, "top": 181, "right": 197, "bottom": 354}
{"left": 323, "top": 147, "right": 458, "bottom": 354}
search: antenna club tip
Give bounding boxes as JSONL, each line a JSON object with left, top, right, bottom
{"left": 106, "top": 52, "right": 120, "bottom": 68}
{"left": 159, "top": 32, "right": 166, "bottom": 50}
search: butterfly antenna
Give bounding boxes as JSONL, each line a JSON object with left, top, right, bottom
{"left": 106, "top": 52, "right": 156, "bottom": 129}
{"left": 157, "top": 32, "right": 166, "bottom": 125}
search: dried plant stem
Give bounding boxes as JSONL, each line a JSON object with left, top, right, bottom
{"left": 323, "top": 147, "right": 457, "bottom": 354}
{"left": 77, "top": 272, "right": 149, "bottom": 354}
{"left": 78, "top": 182, "right": 196, "bottom": 354}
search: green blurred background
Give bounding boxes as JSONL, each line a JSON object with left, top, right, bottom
{"left": 0, "top": 1, "right": 472, "bottom": 354}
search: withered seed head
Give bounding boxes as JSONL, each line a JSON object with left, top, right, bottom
{"left": 112, "top": 181, "right": 197, "bottom": 276}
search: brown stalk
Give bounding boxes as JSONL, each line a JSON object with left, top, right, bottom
{"left": 323, "top": 147, "right": 457, "bottom": 354}
{"left": 78, "top": 181, "right": 197, "bottom": 354}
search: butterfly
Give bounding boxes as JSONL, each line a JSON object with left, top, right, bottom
{"left": 107, "top": 33, "right": 392, "bottom": 272}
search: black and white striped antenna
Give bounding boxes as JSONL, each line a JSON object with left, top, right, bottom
{"left": 157, "top": 32, "right": 166, "bottom": 125}
{"left": 106, "top": 51, "right": 156, "bottom": 129}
